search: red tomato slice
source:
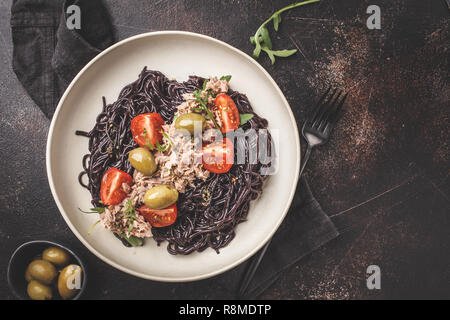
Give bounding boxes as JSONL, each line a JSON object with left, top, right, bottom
{"left": 130, "top": 113, "right": 165, "bottom": 149}
{"left": 100, "top": 168, "right": 133, "bottom": 205}
{"left": 215, "top": 94, "right": 240, "bottom": 133}
{"left": 137, "top": 204, "right": 177, "bottom": 228}
{"left": 202, "top": 137, "right": 234, "bottom": 173}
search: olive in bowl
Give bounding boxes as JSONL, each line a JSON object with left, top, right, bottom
{"left": 25, "top": 259, "right": 58, "bottom": 285}
{"left": 7, "top": 240, "right": 87, "bottom": 300}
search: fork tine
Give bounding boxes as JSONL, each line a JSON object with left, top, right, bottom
{"left": 317, "top": 86, "right": 332, "bottom": 105}
{"left": 330, "top": 91, "right": 348, "bottom": 120}
{"left": 324, "top": 91, "right": 348, "bottom": 131}
{"left": 312, "top": 88, "right": 338, "bottom": 128}
{"left": 309, "top": 86, "right": 331, "bottom": 124}
{"left": 317, "top": 90, "right": 343, "bottom": 130}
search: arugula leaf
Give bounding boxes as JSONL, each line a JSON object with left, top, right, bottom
{"left": 193, "top": 90, "right": 221, "bottom": 130}
{"left": 273, "top": 13, "right": 281, "bottom": 31}
{"left": 119, "top": 233, "right": 143, "bottom": 247}
{"left": 192, "top": 107, "right": 204, "bottom": 112}
{"left": 155, "top": 141, "right": 169, "bottom": 152}
{"left": 260, "top": 27, "right": 272, "bottom": 50}
{"left": 193, "top": 90, "right": 207, "bottom": 106}
{"left": 250, "top": 0, "right": 320, "bottom": 64}
{"left": 220, "top": 75, "right": 232, "bottom": 82}
{"left": 78, "top": 207, "right": 105, "bottom": 214}
{"left": 124, "top": 200, "right": 135, "bottom": 216}
{"left": 141, "top": 128, "right": 155, "bottom": 151}
{"left": 262, "top": 47, "right": 276, "bottom": 64}
{"left": 118, "top": 202, "right": 144, "bottom": 246}
{"left": 142, "top": 128, "right": 171, "bottom": 152}
{"left": 161, "top": 131, "right": 173, "bottom": 148}
{"left": 253, "top": 43, "right": 262, "bottom": 59}
{"left": 260, "top": 47, "right": 297, "bottom": 64}
{"left": 124, "top": 200, "right": 138, "bottom": 231}
{"left": 272, "top": 49, "right": 298, "bottom": 57}
{"left": 239, "top": 113, "right": 254, "bottom": 125}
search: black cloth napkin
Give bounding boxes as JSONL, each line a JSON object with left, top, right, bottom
{"left": 219, "top": 177, "right": 339, "bottom": 298}
{"left": 10, "top": 0, "right": 339, "bottom": 299}
{"left": 11, "top": 0, "right": 114, "bottom": 119}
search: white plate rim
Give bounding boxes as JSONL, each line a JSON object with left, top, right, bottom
{"left": 46, "top": 30, "right": 300, "bottom": 282}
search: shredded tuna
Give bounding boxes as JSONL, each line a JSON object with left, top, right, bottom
{"left": 153, "top": 123, "right": 209, "bottom": 192}
{"left": 205, "top": 77, "right": 229, "bottom": 94}
{"left": 122, "top": 182, "right": 131, "bottom": 193}
{"left": 100, "top": 77, "right": 228, "bottom": 239}
{"left": 101, "top": 192, "right": 153, "bottom": 239}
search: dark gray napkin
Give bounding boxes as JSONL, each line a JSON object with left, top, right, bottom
{"left": 221, "top": 177, "right": 338, "bottom": 298}
{"left": 11, "top": 0, "right": 114, "bottom": 119}
{"left": 10, "top": 0, "right": 339, "bottom": 299}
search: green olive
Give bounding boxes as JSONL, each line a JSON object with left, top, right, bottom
{"left": 25, "top": 266, "right": 34, "bottom": 282}
{"left": 26, "top": 259, "right": 57, "bottom": 285}
{"left": 42, "top": 247, "right": 71, "bottom": 267}
{"left": 174, "top": 113, "right": 206, "bottom": 135}
{"left": 27, "top": 280, "right": 52, "bottom": 300}
{"left": 58, "top": 264, "right": 83, "bottom": 300}
{"left": 143, "top": 185, "right": 178, "bottom": 209}
{"left": 129, "top": 147, "right": 157, "bottom": 175}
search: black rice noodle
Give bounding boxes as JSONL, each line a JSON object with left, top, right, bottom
{"left": 77, "top": 67, "right": 272, "bottom": 254}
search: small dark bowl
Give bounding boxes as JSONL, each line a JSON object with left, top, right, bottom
{"left": 7, "top": 240, "right": 87, "bottom": 300}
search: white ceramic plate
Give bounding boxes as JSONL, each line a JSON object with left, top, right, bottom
{"left": 46, "top": 31, "right": 300, "bottom": 282}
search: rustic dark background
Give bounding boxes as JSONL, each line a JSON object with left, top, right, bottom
{"left": 0, "top": 0, "right": 449, "bottom": 299}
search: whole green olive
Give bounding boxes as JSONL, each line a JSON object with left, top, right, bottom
{"left": 58, "top": 264, "right": 83, "bottom": 300}
{"left": 27, "top": 280, "right": 52, "bottom": 300}
{"left": 42, "top": 247, "right": 70, "bottom": 267}
{"left": 25, "top": 266, "right": 34, "bottom": 282}
{"left": 26, "top": 259, "right": 57, "bottom": 285}
{"left": 129, "top": 147, "right": 157, "bottom": 175}
{"left": 143, "top": 185, "right": 178, "bottom": 209}
{"left": 174, "top": 113, "right": 206, "bottom": 135}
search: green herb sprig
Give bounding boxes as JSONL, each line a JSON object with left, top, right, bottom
{"left": 239, "top": 113, "right": 254, "bottom": 126}
{"left": 78, "top": 207, "right": 105, "bottom": 214}
{"left": 160, "top": 131, "right": 173, "bottom": 150}
{"left": 123, "top": 199, "right": 137, "bottom": 232}
{"left": 79, "top": 207, "right": 104, "bottom": 235}
{"left": 88, "top": 220, "right": 101, "bottom": 235}
{"left": 250, "top": 0, "right": 320, "bottom": 64}
{"left": 142, "top": 128, "right": 172, "bottom": 152}
{"left": 192, "top": 76, "right": 232, "bottom": 130}
{"left": 192, "top": 90, "right": 221, "bottom": 130}
{"left": 220, "top": 75, "right": 232, "bottom": 82}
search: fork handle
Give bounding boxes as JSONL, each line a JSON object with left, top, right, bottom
{"left": 237, "top": 237, "right": 271, "bottom": 298}
{"left": 299, "top": 144, "right": 312, "bottom": 179}
{"left": 237, "top": 144, "right": 313, "bottom": 298}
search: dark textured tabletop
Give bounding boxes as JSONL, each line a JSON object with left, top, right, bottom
{"left": 1, "top": 0, "right": 449, "bottom": 299}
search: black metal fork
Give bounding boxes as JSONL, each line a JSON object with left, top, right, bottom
{"left": 237, "top": 87, "right": 348, "bottom": 299}
{"left": 298, "top": 87, "right": 348, "bottom": 176}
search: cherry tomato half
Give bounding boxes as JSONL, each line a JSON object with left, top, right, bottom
{"left": 202, "top": 137, "right": 234, "bottom": 174}
{"left": 137, "top": 204, "right": 177, "bottom": 228}
{"left": 100, "top": 168, "right": 133, "bottom": 205}
{"left": 130, "top": 113, "right": 165, "bottom": 149}
{"left": 215, "top": 94, "right": 240, "bottom": 133}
